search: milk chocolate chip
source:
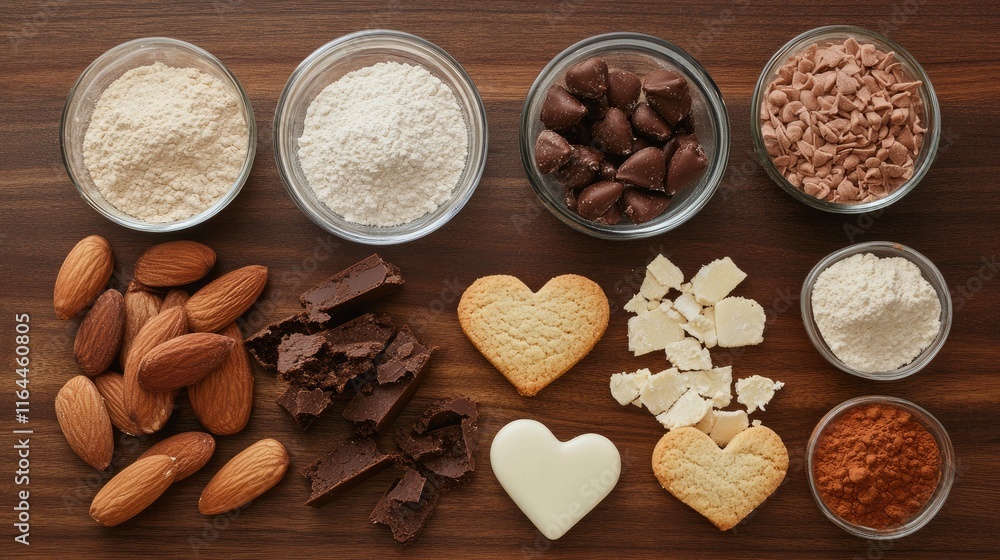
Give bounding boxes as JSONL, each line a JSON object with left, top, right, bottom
{"left": 594, "top": 202, "right": 622, "bottom": 225}
{"left": 534, "top": 130, "right": 573, "bottom": 174}
{"left": 643, "top": 70, "right": 691, "bottom": 125}
{"left": 606, "top": 69, "right": 642, "bottom": 114}
{"left": 621, "top": 188, "right": 671, "bottom": 224}
{"left": 599, "top": 160, "right": 617, "bottom": 181}
{"left": 667, "top": 139, "right": 708, "bottom": 194}
{"left": 554, "top": 145, "right": 603, "bottom": 189}
{"left": 616, "top": 147, "right": 666, "bottom": 191}
{"left": 631, "top": 103, "right": 671, "bottom": 141}
{"left": 540, "top": 85, "right": 588, "bottom": 130}
{"left": 564, "top": 58, "right": 608, "bottom": 99}
{"left": 592, "top": 107, "right": 633, "bottom": 156}
{"left": 577, "top": 181, "right": 625, "bottom": 220}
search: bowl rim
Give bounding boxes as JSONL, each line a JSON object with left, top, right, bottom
{"left": 519, "top": 31, "right": 730, "bottom": 240}
{"left": 800, "top": 240, "right": 952, "bottom": 380}
{"left": 806, "top": 395, "right": 956, "bottom": 539}
{"left": 750, "top": 24, "right": 941, "bottom": 214}
{"left": 60, "top": 36, "right": 257, "bottom": 232}
{"left": 272, "top": 29, "right": 488, "bottom": 245}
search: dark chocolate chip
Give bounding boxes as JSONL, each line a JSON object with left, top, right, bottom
{"left": 675, "top": 113, "right": 696, "bottom": 135}
{"left": 616, "top": 147, "right": 666, "bottom": 191}
{"left": 643, "top": 70, "right": 692, "bottom": 125}
{"left": 577, "top": 181, "right": 625, "bottom": 220}
{"left": 667, "top": 139, "right": 709, "bottom": 194}
{"left": 560, "top": 121, "right": 592, "bottom": 146}
{"left": 599, "top": 160, "right": 617, "bottom": 181}
{"left": 554, "top": 145, "right": 603, "bottom": 189}
{"left": 540, "top": 85, "right": 588, "bottom": 130}
{"left": 564, "top": 57, "right": 608, "bottom": 99}
{"left": 594, "top": 202, "right": 622, "bottom": 225}
{"left": 631, "top": 136, "right": 654, "bottom": 153}
{"left": 606, "top": 69, "right": 642, "bottom": 114}
{"left": 591, "top": 107, "right": 633, "bottom": 156}
{"left": 621, "top": 187, "right": 671, "bottom": 224}
{"left": 631, "top": 103, "right": 672, "bottom": 141}
{"left": 581, "top": 96, "right": 609, "bottom": 122}
{"left": 661, "top": 135, "right": 681, "bottom": 164}
{"left": 534, "top": 130, "right": 573, "bottom": 174}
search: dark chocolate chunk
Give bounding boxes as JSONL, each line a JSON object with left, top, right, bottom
{"left": 621, "top": 187, "right": 671, "bottom": 224}
{"left": 413, "top": 397, "right": 478, "bottom": 434}
{"left": 631, "top": 102, "right": 672, "bottom": 142}
{"left": 675, "top": 113, "right": 696, "bottom": 135}
{"left": 370, "top": 469, "right": 439, "bottom": 543}
{"left": 564, "top": 57, "right": 608, "bottom": 99}
{"left": 606, "top": 69, "right": 642, "bottom": 114}
{"left": 594, "top": 202, "right": 622, "bottom": 225}
{"left": 591, "top": 107, "right": 633, "bottom": 156}
{"left": 301, "top": 437, "right": 398, "bottom": 507}
{"left": 616, "top": 147, "right": 667, "bottom": 191}
{"left": 396, "top": 398, "right": 478, "bottom": 489}
{"left": 299, "top": 255, "right": 403, "bottom": 326}
{"left": 643, "top": 69, "right": 692, "bottom": 125}
{"left": 667, "top": 138, "right": 709, "bottom": 194}
{"left": 554, "top": 145, "right": 603, "bottom": 189}
{"left": 534, "top": 130, "right": 573, "bottom": 174}
{"left": 245, "top": 313, "right": 315, "bottom": 370}
{"left": 276, "top": 386, "right": 333, "bottom": 430}
{"left": 581, "top": 95, "right": 609, "bottom": 122}
{"left": 598, "top": 160, "right": 617, "bottom": 181}
{"left": 576, "top": 181, "right": 625, "bottom": 220}
{"left": 540, "top": 85, "right": 588, "bottom": 130}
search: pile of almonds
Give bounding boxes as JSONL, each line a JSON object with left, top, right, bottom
{"left": 53, "top": 235, "right": 288, "bottom": 526}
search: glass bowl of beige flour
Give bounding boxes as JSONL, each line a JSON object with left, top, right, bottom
{"left": 800, "top": 241, "right": 952, "bottom": 380}
{"left": 273, "top": 30, "right": 488, "bottom": 245}
{"left": 61, "top": 38, "right": 256, "bottom": 232}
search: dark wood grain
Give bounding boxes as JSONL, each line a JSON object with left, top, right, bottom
{"left": 2, "top": 1, "right": 998, "bottom": 558}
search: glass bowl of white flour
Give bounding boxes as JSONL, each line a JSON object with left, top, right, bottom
{"left": 273, "top": 30, "right": 488, "bottom": 245}
{"left": 800, "top": 241, "right": 952, "bottom": 380}
{"left": 61, "top": 37, "right": 256, "bottom": 232}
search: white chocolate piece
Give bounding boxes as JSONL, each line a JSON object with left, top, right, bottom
{"left": 656, "top": 388, "right": 712, "bottom": 430}
{"left": 752, "top": 419, "right": 762, "bottom": 428}
{"left": 638, "top": 368, "right": 686, "bottom": 415}
{"left": 735, "top": 375, "right": 784, "bottom": 414}
{"left": 647, "top": 255, "right": 684, "bottom": 291}
{"left": 691, "top": 257, "right": 747, "bottom": 306}
{"left": 702, "top": 307, "right": 718, "bottom": 348}
{"left": 627, "top": 308, "right": 684, "bottom": 356}
{"left": 681, "top": 314, "right": 716, "bottom": 346}
{"left": 609, "top": 368, "right": 652, "bottom": 407}
{"left": 673, "top": 292, "right": 703, "bottom": 322}
{"left": 623, "top": 293, "right": 647, "bottom": 314}
{"left": 490, "top": 419, "right": 621, "bottom": 541}
{"left": 714, "top": 296, "right": 766, "bottom": 347}
{"left": 664, "top": 338, "right": 713, "bottom": 371}
{"left": 709, "top": 410, "right": 750, "bottom": 446}
{"left": 695, "top": 409, "right": 716, "bottom": 434}
{"left": 679, "top": 366, "right": 733, "bottom": 407}
{"left": 646, "top": 299, "right": 661, "bottom": 311}
{"left": 639, "top": 269, "right": 670, "bottom": 301}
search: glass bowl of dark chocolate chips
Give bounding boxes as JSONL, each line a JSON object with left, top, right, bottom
{"left": 520, "top": 33, "right": 730, "bottom": 239}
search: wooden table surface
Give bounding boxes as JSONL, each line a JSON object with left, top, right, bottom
{"left": 3, "top": 1, "right": 998, "bottom": 558}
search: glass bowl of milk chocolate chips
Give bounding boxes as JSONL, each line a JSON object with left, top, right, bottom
{"left": 521, "top": 33, "right": 730, "bottom": 239}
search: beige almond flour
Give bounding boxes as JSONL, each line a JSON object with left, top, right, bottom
{"left": 811, "top": 252, "right": 941, "bottom": 373}
{"left": 83, "top": 62, "right": 248, "bottom": 223}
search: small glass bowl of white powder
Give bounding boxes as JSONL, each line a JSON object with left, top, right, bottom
{"left": 801, "top": 241, "right": 952, "bottom": 380}
{"left": 61, "top": 38, "right": 256, "bottom": 232}
{"left": 273, "top": 30, "right": 488, "bottom": 245}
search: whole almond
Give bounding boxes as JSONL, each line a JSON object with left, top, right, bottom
{"left": 137, "top": 333, "right": 234, "bottom": 391}
{"left": 138, "top": 432, "right": 215, "bottom": 481}
{"left": 199, "top": 438, "right": 289, "bottom": 515}
{"left": 74, "top": 289, "right": 125, "bottom": 376}
{"left": 92, "top": 372, "right": 141, "bottom": 435}
{"left": 134, "top": 240, "right": 216, "bottom": 288}
{"left": 90, "top": 455, "right": 177, "bottom": 527}
{"left": 55, "top": 375, "right": 114, "bottom": 470}
{"left": 185, "top": 265, "right": 268, "bottom": 333}
{"left": 124, "top": 307, "right": 187, "bottom": 434}
{"left": 54, "top": 235, "right": 114, "bottom": 320}
{"left": 120, "top": 282, "right": 163, "bottom": 368}
{"left": 188, "top": 322, "right": 254, "bottom": 435}
{"left": 160, "top": 289, "right": 190, "bottom": 311}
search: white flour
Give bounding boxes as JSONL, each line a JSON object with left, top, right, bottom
{"left": 297, "top": 61, "right": 468, "bottom": 227}
{"left": 811, "top": 253, "right": 941, "bottom": 373}
{"left": 83, "top": 62, "right": 248, "bottom": 223}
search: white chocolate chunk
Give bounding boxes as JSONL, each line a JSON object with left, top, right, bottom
{"left": 715, "top": 296, "right": 766, "bottom": 347}
{"left": 673, "top": 292, "right": 703, "bottom": 322}
{"left": 680, "top": 282, "right": 693, "bottom": 294}
{"left": 646, "top": 299, "right": 661, "bottom": 311}
{"left": 664, "top": 338, "right": 712, "bottom": 371}
{"left": 639, "top": 270, "right": 670, "bottom": 301}
{"left": 647, "top": 255, "right": 684, "bottom": 291}
{"left": 681, "top": 314, "right": 716, "bottom": 346}
{"left": 623, "top": 293, "right": 647, "bottom": 314}
{"left": 638, "top": 368, "right": 686, "bottom": 415}
{"left": 660, "top": 303, "right": 683, "bottom": 322}
{"left": 735, "top": 375, "right": 784, "bottom": 414}
{"left": 691, "top": 257, "right": 747, "bottom": 305}
{"left": 751, "top": 419, "right": 762, "bottom": 428}
{"left": 709, "top": 410, "right": 749, "bottom": 446}
{"left": 679, "top": 366, "right": 732, "bottom": 407}
{"left": 702, "top": 307, "right": 718, "bottom": 348}
{"left": 656, "top": 388, "right": 712, "bottom": 430}
{"left": 609, "top": 369, "right": 652, "bottom": 407}
{"left": 695, "top": 409, "right": 716, "bottom": 434}
{"left": 627, "top": 308, "right": 685, "bottom": 356}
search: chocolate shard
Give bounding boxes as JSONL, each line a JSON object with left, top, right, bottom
{"left": 299, "top": 255, "right": 403, "bottom": 326}
{"left": 540, "top": 85, "right": 588, "bottom": 131}
{"left": 370, "top": 469, "right": 439, "bottom": 543}
{"left": 301, "top": 437, "right": 398, "bottom": 507}
{"left": 276, "top": 386, "right": 333, "bottom": 430}
{"left": 244, "top": 313, "right": 315, "bottom": 370}
{"left": 616, "top": 147, "right": 667, "bottom": 191}
{"left": 606, "top": 69, "right": 642, "bottom": 114}
{"left": 396, "top": 397, "right": 479, "bottom": 489}
{"left": 564, "top": 57, "right": 608, "bottom": 99}
{"left": 534, "top": 130, "right": 573, "bottom": 174}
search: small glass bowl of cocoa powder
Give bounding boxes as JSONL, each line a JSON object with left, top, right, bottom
{"left": 751, "top": 26, "right": 940, "bottom": 213}
{"left": 807, "top": 396, "right": 955, "bottom": 539}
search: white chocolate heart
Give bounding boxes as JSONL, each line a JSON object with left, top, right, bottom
{"left": 490, "top": 419, "right": 620, "bottom": 540}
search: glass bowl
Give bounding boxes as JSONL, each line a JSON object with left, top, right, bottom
{"left": 273, "top": 30, "right": 488, "bottom": 245}
{"left": 807, "top": 395, "right": 955, "bottom": 539}
{"left": 801, "top": 241, "right": 952, "bottom": 380}
{"left": 60, "top": 37, "right": 257, "bottom": 232}
{"left": 520, "top": 33, "right": 730, "bottom": 240}
{"left": 751, "top": 25, "right": 940, "bottom": 213}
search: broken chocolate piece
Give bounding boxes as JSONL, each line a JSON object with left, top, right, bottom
{"left": 370, "top": 469, "right": 439, "bottom": 543}
{"left": 396, "top": 398, "right": 479, "bottom": 489}
{"left": 301, "top": 437, "right": 397, "bottom": 507}
{"left": 299, "top": 255, "right": 403, "bottom": 326}
{"left": 276, "top": 386, "right": 333, "bottom": 430}
{"left": 244, "top": 313, "right": 315, "bottom": 370}
{"left": 616, "top": 147, "right": 667, "bottom": 191}
{"left": 540, "top": 85, "right": 588, "bottom": 130}
{"left": 606, "top": 69, "right": 642, "bottom": 114}
{"left": 564, "top": 57, "right": 608, "bottom": 99}
{"left": 534, "top": 130, "right": 572, "bottom": 174}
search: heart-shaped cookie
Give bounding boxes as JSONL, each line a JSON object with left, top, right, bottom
{"left": 652, "top": 426, "right": 788, "bottom": 530}
{"left": 491, "top": 419, "right": 620, "bottom": 540}
{"left": 458, "top": 275, "right": 609, "bottom": 396}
